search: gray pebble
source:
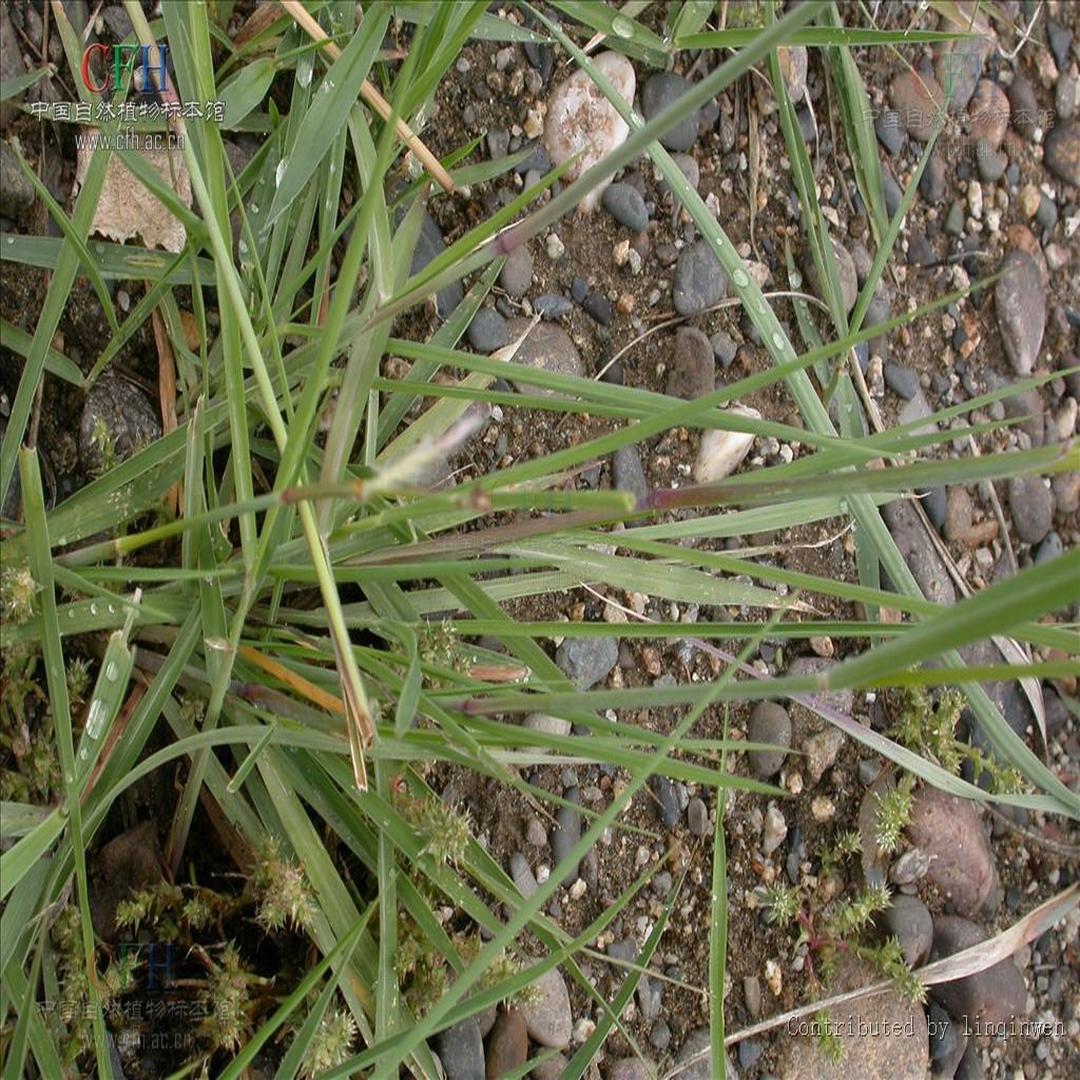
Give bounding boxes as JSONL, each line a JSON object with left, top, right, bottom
{"left": 571, "top": 275, "right": 588, "bottom": 303}
{"left": 653, "top": 776, "right": 680, "bottom": 827}
{"left": 920, "top": 153, "right": 946, "bottom": 203}
{"left": 875, "top": 108, "right": 906, "bottom": 154}
{"left": 556, "top": 636, "right": 618, "bottom": 689}
{"left": 667, "top": 327, "right": 716, "bottom": 399}
{"left": 486, "top": 128, "right": 510, "bottom": 160}
{"left": 408, "top": 210, "right": 464, "bottom": 319}
{"left": 583, "top": 292, "right": 613, "bottom": 326}
{"left": 78, "top": 373, "right": 162, "bottom": 479}
{"left": 613, "top": 444, "right": 648, "bottom": 504}
{"left": 649, "top": 1019, "right": 672, "bottom": 1051}
{"left": 687, "top": 796, "right": 709, "bottom": 837}
{"left": 602, "top": 182, "right": 649, "bottom": 232}
{"left": 641, "top": 72, "right": 700, "bottom": 151}
{"left": 534, "top": 294, "right": 572, "bottom": 320}
{"left": 0, "top": 139, "right": 34, "bottom": 221}
{"left": 1006, "top": 476, "right": 1053, "bottom": 545}
{"left": 920, "top": 486, "right": 948, "bottom": 531}
{"left": 710, "top": 330, "right": 738, "bottom": 368}
{"left": 499, "top": 244, "right": 533, "bottom": 298}
{"left": 884, "top": 362, "right": 920, "bottom": 400}
{"left": 882, "top": 893, "right": 934, "bottom": 967}
{"left": 1034, "top": 531, "right": 1063, "bottom": 563}
{"left": 945, "top": 201, "right": 966, "bottom": 236}
{"left": 673, "top": 240, "right": 728, "bottom": 316}
{"left": 975, "top": 142, "right": 1007, "bottom": 183}
{"left": 434, "top": 1018, "right": 484, "bottom": 1080}
{"left": 551, "top": 787, "right": 582, "bottom": 883}
{"left": 746, "top": 702, "right": 792, "bottom": 779}
{"left": 467, "top": 308, "right": 508, "bottom": 353}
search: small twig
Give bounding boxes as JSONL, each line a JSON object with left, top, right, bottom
{"left": 278, "top": 0, "right": 454, "bottom": 194}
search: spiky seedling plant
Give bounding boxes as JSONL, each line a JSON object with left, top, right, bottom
{"left": 253, "top": 838, "right": 317, "bottom": 932}
{"left": 1, "top": 564, "right": 38, "bottom": 625}
{"left": 300, "top": 1008, "right": 358, "bottom": 1080}
{"left": 874, "top": 773, "right": 915, "bottom": 856}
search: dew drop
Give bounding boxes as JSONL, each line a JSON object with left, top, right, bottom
{"left": 79, "top": 746, "right": 89, "bottom": 760}
{"left": 611, "top": 14, "right": 634, "bottom": 37}
{"left": 297, "top": 54, "right": 313, "bottom": 88}
{"left": 275, "top": 158, "right": 287, "bottom": 187}
{"left": 67, "top": 608, "right": 77, "bottom": 619}
{"left": 771, "top": 331, "right": 787, "bottom": 351}
{"left": 5, "top": 236, "right": 13, "bottom": 245}
{"left": 105, "top": 661, "right": 119, "bottom": 682}
{"left": 731, "top": 268, "right": 750, "bottom": 289}
{"left": 107, "top": 603, "right": 116, "bottom": 615}
{"left": 89, "top": 601, "right": 99, "bottom": 616}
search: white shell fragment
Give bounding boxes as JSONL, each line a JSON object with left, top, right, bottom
{"left": 692, "top": 406, "right": 762, "bottom": 483}
{"left": 544, "top": 51, "right": 636, "bottom": 214}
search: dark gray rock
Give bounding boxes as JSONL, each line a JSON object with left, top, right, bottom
{"left": 883, "top": 498, "right": 956, "bottom": 605}
{"left": 1047, "top": 19, "right": 1073, "bottom": 72}
{"left": 467, "top": 308, "right": 509, "bottom": 353}
{"left": 486, "top": 128, "right": 510, "bottom": 160}
{"left": 885, "top": 362, "right": 920, "bottom": 400}
{"left": 1008, "top": 75, "right": 1039, "bottom": 138}
{"left": 882, "top": 893, "right": 934, "bottom": 967}
{"left": 0, "top": 139, "right": 34, "bottom": 221}
{"left": 1036, "top": 194, "right": 1058, "bottom": 232}
{"left": 945, "top": 201, "right": 966, "bottom": 236}
{"left": 907, "top": 233, "right": 935, "bottom": 267}
{"left": 934, "top": 37, "right": 989, "bottom": 112}
{"left": 653, "top": 776, "right": 680, "bottom": 827}
{"left": 499, "top": 244, "right": 533, "bottom": 298}
{"left": 556, "top": 635, "right": 618, "bottom": 689}
{"left": 667, "top": 327, "right": 715, "bottom": 399}
{"left": 661, "top": 152, "right": 701, "bottom": 195}
{"left": 583, "top": 292, "right": 613, "bottom": 326}
{"left": 711, "top": 330, "right": 738, "bottom": 368}
{"left": 520, "top": 968, "right": 571, "bottom": 1048}
{"left": 875, "top": 108, "right": 907, "bottom": 154}
{"left": 534, "top": 294, "right": 572, "bottom": 320}
{"left": 674, "top": 1027, "right": 739, "bottom": 1080}
{"left": 78, "top": 373, "right": 163, "bottom": 479}
{"left": 931, "top": 916, "right": 1028, "bottom": 1028}
{"left": 0, "top": 6, "right": 26, "bottom": 130}
{"left": 673, "top": 241, "right": 728, "bottom": 316}
{"left": 882, "top": 168, "right": 902, "bottom": 217}
{"left": 1044, "top": 120, "right": 1080, "bottom": 187}
{"left": 1006, "top": 476, "right": 1053, "bottom": 545}
{"left": 1034, "top": 531, "right": 1064, "bottom": 563}
{"left": 602, "top": 182, "right": 649, "bottom": 232}
{"left": 746, "top": 702, "right": 792, "bottom": 779}
{"left": 504, "top": 318, "right": 583, "bottom": 394}
{"left": 994, "top": 250, "right": 1045, "bottom": 376}
{"left": 920, "top": 486, "right": 948, "bottom": 531}
{"left": 637, "top": 974, "right": 663, "bottom": 1021}
{"left": 510, "top": 852, "right": 538, "bottom": 899}
{"left": 921, "top": 153, "right": 947, "bottom": 203}
{"left": 927, "top": 1002, "right": 967, "bottom": 1080}
{"left": 570, "top": 276, "right": 588, "bottom": 304}
{"left": 649, "top": 1020, "right": 672, "bottom": 1051}
{"left": 641, "top": 73, "right": 700, "bottom": 152}
{"left": 975, "top": 142, "right": 1007, "bottom": 183}
{"left": 409, "top": 210, "right": 464, "bottom": 320}
{"left": 687, "top": 797, "right": 709, "bottom": 837}
{"left": 435, "top": 1018, "right": 485, "bottom": 1080}
{"left": 613, "top": 445, "right": 648, "bottom": 504}
{"left": 551, "top": 787, "right": 582, "bottom": 884}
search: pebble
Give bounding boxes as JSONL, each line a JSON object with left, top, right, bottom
{"left": 967, "top": 80, "right": 1009, "bottom": 150}
{"left": 534, "top": 294, "right": 572, "bottom": 320}
{"left": 935, "top": 34, "right": 990, "bottom": 112}
{"left": 0, "top": 6, "right": 25, "bottom": 129}
{"left": 746, "top": 702, "right": 792, "bottom": 779}
{"left": 882, "top": 168, "right": 902, "bottom": 217}
{"left": 928, "top": 1002, "right": 968, "bottom": 1080}
{"left": 551, "top": 787, "right": 582, "bottom": 884}
{"left": 882, "top": 893, "right": 934, "bottom": 967}
{"left": 906, "top": 232, "right": 934, "bottom": 268}
{"left": 994, "top": 250, "right": 1045, "bottom": 376}
{"left": 778, "top": 44, "right": 808, "bottom": 101}
{"left": 1043, "top": 120, "right": 1080, "bottom": 187}
{"left": 409, "top": 211, "right": 464, "bottom": 319}
{"left": 1035, "top": 531, "right": 1064, "bottom": 563}
{"left": 890, "top": 70, "right": 946, "bottom": 141}
{"left": 608, "top": 1060, "right": 650, "bottom": 1080}
{"left": 883, "top": 362, "right": 919, "bottom": 400}
{"left": 602, "top": 182, "right": 649, "bottom": 232}
{"left": 743, "top": 975, "right": 762, "bottom": 1019}
{"left": 662, "top": 152, "right": 701, "bottom": 195}
{"left": 806, "top": 238, "right": 858, "bottom": 313}
{"left": 545, "top": 233, "right": 565, "bottom": 261}
{"left": 530, "top": 1057, "right": 566, "bottom": 1080}
{"left": 486, "top": 128, "right": 510, "bottom": 160}
{"left": 613, "top": 445, "right": 648, "bottom": 504}
{"left": 875, "top": 108, "right": 906, "bottom": 154}
{"left": 668, "top": 327, "right": 716, "bottom": 399}
{"left": 521, "top": 968, "right": 572, "bottom": 1048}
{"left": 641, "top": 72, "right": 700, "bottom": 152}
{"left": 0, "top": 139, "right": 34, "bottom": 221}
{"left": 484, "top": 1010, "right": 527, "bottom": 1079}
{"left": 692, "top": 406, "right": 760, "bottom": 483}
{"left": 762, "top": 803, "right": 787, "bottom": 856}
{"left": 687, "top": 797, "right": 709, "bottom": 837}
{"left": 931, "top": 916, "right": 1028, "bottom": 1028}
{"left": 78, "top": 373, "right": 163, "bottom": 479}
{"left": 919, "top": 484, "right": 947, "bottom": 530}
{"left": 637, "top": 974, "right": 662, "bottom": 1021}
{"left": 801, "top": 726, "right": 845, "bottom": 785}
{"left": 975, "top": 142, "right": 1007, "bottom": 183}
{"left": 1006, "top": 476, "right": 1053, "bottom": 545}
{"left": 526, "top": 816, "right": 548, "bottom": 848}
{"left": 467, "top": 308, "right": 509, "bottom": 353}
{"left": 1056, "top": 73, "right": 1079, "bottom": 121}
{"left": 523, "top": 712, "right": 572, "bottom": 739}
{"left": 653, "top": 775, "right": 681, "bottom": 827}
{"left": 510, "top": 852, "right": 539, "bottom": 899}
{"left": 710, "top": 330, "right": 738, "bottom": 368}
{"left": 504, "top": 317, "right": 584, "bottom": 394}
{"left": 907, "top": 786, "right": 998, "bottom": 918}
{"left": 649, "top": 1020, "right": 672, "bottom": 1051}
{"left": 583, "top": 292, "right": 613, "bottom": 326}
{"left": 920, "top": 153, "right": 946, "bottom": 203}
{"left": 673, "top": 240, "right": 728, "bottom": 316}
{"left": 544, "top": 51, "right": 636, "bottom": 213}
{"left": 1047, "top": 18, "right": 1074, "bottom": 71}
{"left": 945, "top": 201, "right": 966, "bottom": 236}
{"left": 499, "top": 244, "right": 533, "bottom": 298}
{"left": 1008, "top": 75, "right": 1039, "bottom": 138}
{"left": 674, "top": 1028, "right": 739, "bottom": 1080}
{"left": 556, "top": 636, "right": 618, "bottom": 689}
{"left": 435, "top": 1018, "right": 485, "bottom": 1080}
{"left": 967, "top": 178, "right": 983, "bottom": 220}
